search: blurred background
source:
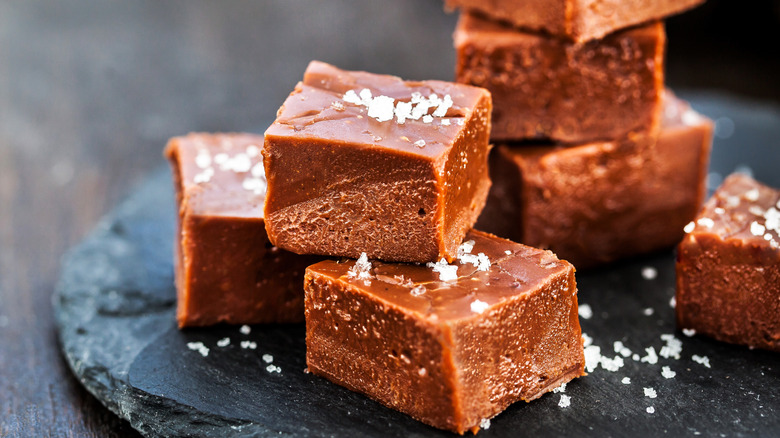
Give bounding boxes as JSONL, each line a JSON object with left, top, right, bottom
{"left": 1, "top": 0, "right": 779, "bottom": 436}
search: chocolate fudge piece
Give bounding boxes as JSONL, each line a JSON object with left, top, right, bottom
{"left": 264, "top": 61, "right": 492, "bottom": 264}
{"left": 477, "top": 93, "right": 712, "bottom": 268}
{"left": 455, "top": 13, "right": 665, "bottom": 143}
{"left": 445, "top": 0, "right": 705, "bottom": 42}
{"left": 677, "top": 174, "right": 780, "bottom": 351}
{"left": 165, "top": 133, "right": 320, "bottom": 327}
{"left": 304, "top": 230, "right": 585, "bottom": 434}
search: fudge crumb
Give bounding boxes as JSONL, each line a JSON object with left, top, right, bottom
{"left": 187, "top": 342, "right": 209, "bottom": 357}
{"left": 692, "top": 355, "right": 711, "bottom": 368}
{"left": 414, "top": 139, "right": 426, "bottom": 148}
{"left": 348, "top": 253, "right": 373, "bottom": 282}
{"left": 553, "top": 383, "right": 567, "bottom": 393}
{"left": 217, "top": 337, "right": 230, "bottom": 347}
{"left": 661, "top": 366, "right": 676, "bottom": 379}
{"left": 578, "top": 304, "right": 593, "bottom": 320}
{"left": 241, "top": 341, "right": 257, "bottom": 350}
{"left": 479, "top": 418, "right": 491, "bottom": 430}
{"left": 641, "top": 347, "right": 658, "bottom": 365}
{"left": 643, "top": 308, "right": 654, "bottom": 316}
{"left": 427, "top": 258, "right": 458, "bottom": 282}
{"left": 684, "top": 221, "right": 695, "bottom": 233}
{"left": 266, "top": 364, "right": 282, "bottom": 373}
{"left": 622, "top": 377, "right": 631, "bottom": 385}
{"left": 641, "top": 267, "right": 658, "bottom": 280}
{"left": 682, "top": 328, "right": 696, "bottom": 337}
{"left": 697, "top": 218, "right": 714, "bottom": 228}
{"left": 647, "top": 406, "right": 655, "bottom": 414}
{"left": 644, "top": 387, "right": 657, "bottom": 399}
{"left": 470, "top": 299, "right": 489, "bottom": 314}
{"left": 240, "top": 325, "right": 251, "bottom": 335}
{"left": 262, "top": 354, "right": 274, "bottom": 363}
{"left": 558, "top": 394, "right": 571, "bottom": 408}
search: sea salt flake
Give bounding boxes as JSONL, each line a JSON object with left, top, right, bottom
{"left": 217, "top": 337, "right": 230, "bottom": 347}
{"left": 240, "top": 325, "right": 251, "bottom": 335}
{"left": 214, "top": 153, "right": 229, "bottom": 164}
{"left": 193, "top": 168, "right": 214, "bottom": 184}
{"left": 642, "top": 267, "right": 658, "bottom": 280}
{"left": 764, "top": 207, "right": 780, "bottom": 232}
{"left": 726, "top": 196, "right": 740, "bottom": 208}
{"left": 682, "top": 328, "right": 696, "bottom": 337}
{"left": 195, "top": 150, "right": 212, "bottom": 169}
{"left": 553, "top": 383, "right": 567, "bottom": 393}
{"left": 600, "top": 355, "right": 625, "bottom": 372}
{"left": 331, "top": 101, "right": 345, "bottom": 111}
{"left": 558, "top": 394, "right": 571, "bottom": 408}
{"left": 692, "top": 354, "right": 711, "bottom": 368}
{"left": 480, "top": 418, "right": 491, "bottom": 430}
{"left": 640, "top": 347, "right": 658, "bottom": 365}
{"left": 410, "top": 285, "right": 426, "bottom": 296}
{"left": 644, "top": 387, "right": 657, "bottom": 399}
{"left": 697, "top": 217, "right": 714, "bottom": 228}
{"left": 647, "top": 406, "right": 655, "bottom": 414}
{"left": 266, "top": 364, "right": 282, "bottom": 373}
{"left": 751, "top": 221, "right": 766, "bottom": 236}
{"left": 422, "top": 115, "right": 433, "bottom": 123}
{"left": 584, "top": 345, "right": 601, "bottom": 373}
{"left": 749, "top": 206, "right": 765, "bottom": 216}
{"left": 262, "top": 354, "right": 274, "bottom": 363}
{"left": 582, "top": 333, "right": 593, "bottom": 347}
{"left": 745, "top": 188, "right": 760, "bottom": 202}
{"left": 714, "top": 207, "right": 726, "bottom": 215}
{"left": 670, "top": 296, "right": 676, "bottom": 309}
{"left": 246, "top": 144, "right": 260, "bottom": 157}
{"left": 622, "top": 377, "right": 631, "bottom": 385}
{"left": 348, "top": 253, "right": 373, "bottom": 281}
{"left": 187, "top": 342, "right": 209, "bottom": 357}
{"left": 414, "top": 139, "right": 426, "bottom": 148}
{"left": 241, "top": 340, "right": 257, "bottom": 349}
{"left": 458, "top": 240, "right": 475, "bottom": 257}
{"left": 643, "top": 308, "right": 654, "bottom": 316}
{"left": 659, "top": 334, "right": 682, "bottom": 360}
{"left": 684, "top": 221, "right": 695, "bottom": 233}
{"left": 395, "top": 101, "right": 413, "bottom": 124}
{"left": 441, "top": 119, "right": 451, "bottom": 126}
{"left": 410, "top": 100, "right": 430, "bottom": 120}
{"left": 504, "top": 250, "right": 512, "bottom": 255}
{"left": 343, "top": 90, "right": 361, "bottom": 105}
{"left": 613, "top": 341, "right": 632, "bottom": 357}
{"left": 358, "top": 88, "right": 373, "bottom": 106}
{"left": 427, "top": 258, "right": 458, "bottom": 282}
{"left": 251, "top": 162, "right": 266, "bottom": 178}
{"left": 578, "top": 304, "right": 593, "bottom": 319}
{"left": 367, "top": 95, "right": 395, "bottom": 122}
{"left": 661, "top": 366, "right": 676, "bottom": 379}
{"left": 432, "top": 94, "right": 453, "bottom": 117}
{"left": 471, "top": 299, "right": 489, "bottom": 314}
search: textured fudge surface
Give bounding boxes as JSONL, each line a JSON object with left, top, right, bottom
{"left": 304, "top": 230, "right": 585, "bottom": 434}
{"left": 264, "top": 61, "right": 492, "bottom": 263}
{"left": 455, "top": 13, "right": 664, "bottom": 143}
{"left": 477, "top": 93, "right": 712, "bottom": 268}
{"left": 165, "top": 133, "right": 319, "bottom": 327}
{"left": 677, "top": 174, "right": 780, "bottom": 351}
{"left": 445, "top": 0, "right": 705, "bottom": 42}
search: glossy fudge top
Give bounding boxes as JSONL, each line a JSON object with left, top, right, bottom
{"left": 264, "top": 61, "right": 491, "bottom": 161}
{"left": 686, "top": 174, "right": 780, "bottom": 250}
{"left": 306, "top": 230, "right": 572, "bottom": 321}
{"left": 164, "top": 133, "right": 267, "bottom": 218}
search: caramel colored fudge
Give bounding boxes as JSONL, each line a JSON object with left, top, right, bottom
{"left": 477, "top": 93, "right": 712, "bottom": 268}
{"left": 455, "top": 13, "right": 664, "bottom": 143}
{"left": 304, "top": 230, "right": 585, "bottom": 434}
{"left": 445, "top": 0, "right": 705, "bottom": 42}
{"left": 165, "top": 133, "right": 320, "bottom": 327}
{"left": 677, "top": 174, "right": 780, "bottom": 351}
{"left": 264, "top": 61, "right": 492, "bottom": 264}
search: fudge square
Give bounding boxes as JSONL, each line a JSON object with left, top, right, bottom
{"left": 445, "top": 0, "right": 705, "bottom": 42}
{"left": 263, "top": 61, "right": 492, "bottom": 264}
{"left": 165, "top": 133, "right": 320, "bottom": 327}
{"left": 455, "top": 12, "right": 665, "bottom": 144}
{"left": 304, "top": 230, "right": 585, "bottom": 434}
{"left": 477, "top": 93, "right": 712, "bottom": 268}
{"left": 677, "top": 174, "right": 780, "bottom": 352}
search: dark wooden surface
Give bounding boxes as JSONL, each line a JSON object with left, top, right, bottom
{"left": 1, "top": 1, "right": 778, "bottom": 437}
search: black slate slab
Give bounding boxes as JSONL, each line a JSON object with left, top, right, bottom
{"left": 55, "top": 94, "right": 780, "bottom": 437}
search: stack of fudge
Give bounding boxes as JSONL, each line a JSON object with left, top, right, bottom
{"left": 166, "top": 61, "right": 586, "bottom": 434}
{"left": 447, "top": 0, "right": 714, "bottom": 268}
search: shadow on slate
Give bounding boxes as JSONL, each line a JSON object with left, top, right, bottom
{"left": 55, "top": 94, "right": 780, "bottom": 437}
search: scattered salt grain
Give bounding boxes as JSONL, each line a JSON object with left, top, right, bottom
{"left": 432, "top": 95, "right": 453, "bottom": 117}
{"left": 578, "top": 304, "right": 593, "bottom": 320}
{"left": 427, "top": 258, "right": 458, "bottom": 282}
{"left": 240, "top": 325, "right": 251, "bottom": 335}
{"left": 669, "top": 296, "right": 676, "bottom": 309}
{"left": 422, "top": 115, "right": 433, "bottom": 123}
{"left": 343, "top": 90, "right": 361, "bottom": 105}
{"left": 582, "top": 333, "right": 593, "bottom": 347}
{"left": 622, "top": 377, "right": 631, "bottom": 385}
{"left": 697, "top": 218, "right": 714, "bottom": 228}
{"left": 661, "top": 366, "right": 676, "bottom": 379}
{"left": 749, "top": 206, "right": 765, "bottom": 217}
{"left": 643, "top": 308, "right": 654, "bottom": 316}
{"left": 659, "top": 334, "right": 682, "bottom": 360}
{"left": 640, "top": 347, "right": 658, "bottom": 365}
{"left": 647, "top": 406, "right": 655, "bottom": 414}
{"left": 745, "top": 188, "right": 760, "bottom": 202}
{"left": 414, "top": 139, "right": 426, "bottom": 148}
{"left": 480, "top": 418, "right": 491, "bottom": 430}
{"left": 584, "top": 345, "right": 602, "bottom": 373}
{"left": 600, "top": 355, "right": 625, "bottom": 372}
{"left": 241, "top": 341, "right": 257, "bottom": 350}
{"left": 348, "top": 253, "right": 373, "bottom": 282}
{"left": 684, "top": 221, "right": 695, "bottom": 233}
{"left": 471, "top": 300, "right": 489, "bottom": 314}
{"left": 187, "top": 342, "right": 209, "bottom": 357}
{"left": 613, "top": 341, "right": 632, "bottom": 358}
{"left": 558, "top": 394, "right": 571, "bottom": 408}
{"left": 410, "top": 285, "right": 426, "bottom": 296}
{"left": 266, "top": 364, "right": 282, "bottom": 373}
{"left": 682, "top": 328, "right": 696, "bottom": 337}
{"left": 692, "top": 355, "right": 711, "bottom": 368}
{"left": 751, "top": 222, "right": 767, "bottom": 236}
{"left": 644, "top": 387, "right": 657, "bottom": 399}
{"left": 641, "top": 267, "right": 658, "bottom": 280}
{"left": 553, "top": 383, "right": 567, "bottom": 393}
{"left": 262, "top": 354, "right": 274, "bottom": 363}
{"left": 714, "top": 207, "right": 727, "bottom": 215}
{"left": 331, "top": 101, "right": 345, "bottom": 111}
{"left": 217, "top": 337, "right": 230, "bottom": 347}
{"left": 505, "top": 250, "right": 512, "bottom": 255}
{"left": 367, "top": 95, "right": 396, "bottom": 122}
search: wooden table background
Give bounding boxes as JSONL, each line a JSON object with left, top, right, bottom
{"left": 1, "top": 1, "right": 778, "bottom": 436}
